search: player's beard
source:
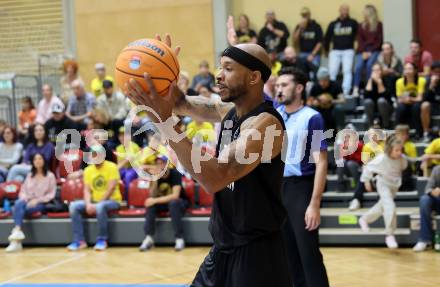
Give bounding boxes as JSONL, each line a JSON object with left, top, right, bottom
{"left": 220, "top": 83, "right": 247, "bottom": 103}
{"left": 278, "top": 91, "right": 295, "bottom": 105}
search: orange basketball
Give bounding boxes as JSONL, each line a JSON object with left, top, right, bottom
{"left": 115, "top": 38, "right": 179, "bottom": 96}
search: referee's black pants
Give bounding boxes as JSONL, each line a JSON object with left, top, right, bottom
{"left": 282, "top": 175, "right": 329, "bottom": 287}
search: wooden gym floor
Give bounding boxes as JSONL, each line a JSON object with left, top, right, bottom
{"left": 0, "top": 246, "right": 439, "bottom": 286}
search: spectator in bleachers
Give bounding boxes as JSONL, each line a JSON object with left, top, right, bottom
{"left": 5, "top": 153, "right": 56, "bottom": 252}
{"left": 235, "top": 14, "right": 257, "bottom": 44}
{"left": 280, "top": 46, "right": 314, "bottom": 77}
{"left": 91, "top": 63, "right": 114, "bottom": 97}
{"left": 376, "top": 42, "right": 403, "bottom": 98}
{"left": 421, "top": 130, "right": 440, "bottom": 177}
{"left": 358, "top": 134, "right": 407, "bottom": 249}
{"left": 60, "top": 59, "right": 82, "bottom": 104}
{"left": 7, "top": 124, "right": 54, "bottom": 182}
{"left": 324, "top": 4, "right": 358, "bottom": 95}
{"left": 421, "top": 61, "right": 440, "bottom": 141}
{"left": 177, "top": 71, "right": 197, "bottom": 96}
{"left": 353, "top": 5, "right": 383, "bottom": 96}
{"left": 44, "top": 102, "right": 78, "bottom": 146}
{"left": 190, "top": 60, "right": 216, "bottom": 92}
{"left": 96, "top": 80, "right": 127, "bottom": 121}
{"left": 308, "top": 67, "right": 345, "bottom": 131}
{"left": 336, "top": 133, "right": 363, "bottom": 191}
{"left": 395, "top": 62, "right": 428, "bottom": 140}
{"left": 0, "top": 119, "right": 7, "bottom": 142}
{"left": 17, "top": 96, "right": 36, "bottom": 140}
{"left": 0, "top": 127, "right": 23, "bottom": 183}
{"left": 115, "top": 127, "right": 140, "bottom": 198}
{"left": 395, "top": 124, "right": 417, "bottom": 191}
{"left": 140, "top": 155, "right": 188, "bottom": 252}
{"left": 363, "top": 63, "right": 392, "bottom": 128}
{"left": 413, "top": 165, "right": 440, "bottom": 252}
{"left": 349, "top": 128, "right": 385, "bottom": 210}
{"left": 66, "top": 79, "right": 96, "bottom": 128}
{"left": 257, "top": 10, "right": 289, "bottom": 55}
{"left": 404, "top": 39, "right": 433, "bottom": 77}
{"left": 293, "top": 7, "right": 323, "bottom": 70}
{"left": 36, "top": 84, "right": 64, "bottom": 124}
{"left": 140, "top": 133, "right": 169, "bottom": 172}
{"left": 186, "top": 120, "right": 216, "bottom": 146}
{"left": 67, "top": 145, "right": 121, "bottom": 251}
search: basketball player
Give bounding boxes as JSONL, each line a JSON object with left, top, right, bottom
{"left": 127, "top": 35, "right": 291, "bottom": 286}
{"left": 275, "top": 68, "right": 329, "bottom": 287}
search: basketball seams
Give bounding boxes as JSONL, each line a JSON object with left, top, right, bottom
{"left": 115, "top": 67, "right": 172, "bottom": 95}
{"left": 123, "top": 48, "right": 178, "bottom": 78}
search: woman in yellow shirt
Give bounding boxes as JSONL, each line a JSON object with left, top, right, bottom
{"left": 395, "top": 62, "right": 430, "bottom": 140}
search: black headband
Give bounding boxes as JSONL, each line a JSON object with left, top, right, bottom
{"left": 222, "top": 46, "right": 271, "bottom": 83}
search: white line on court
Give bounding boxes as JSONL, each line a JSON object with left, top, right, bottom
{"left": 0, "top": 253, "right": 86, "bottom": 285}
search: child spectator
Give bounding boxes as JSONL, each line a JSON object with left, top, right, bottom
{"left": 363, "top": 63, "right": 392, "bottom": 128}
{"left": 115, "top": 127, "right": 140, "bottom": 198}
{"left": 349, "top": 128, "right": 385, "bottom": 210}
{"left": 358, "top": 134, "right": 407, "bottom": 249}
{"left": 60, "top": 59, "right": 83, "bottom": 104}
{"left": 7, "top": 124, "right": 54, "bottom": 182}
{"left": 90, "top": 63, "right": 114, "bottom": 97}
{"left": 17, "top": 96, "right": 36, "bottom": 140}
{"left": 336, "top": 133, "right": 363, "bottom": 191}
{"left": 421, "top": 130, "right": 440, "bottom": 177}
{"left": 5, "top": 153, "right": 56, "bottom": 252}
{"left": 35, "top": 84, "right": 64, "bottom": 124}
{"left": 353, "top": 5, "right": 383, "bottom": 96}
{"left": 395, "top": 62, "right": 428, "bottom": 140}
{"left": 140, "top": 155, "right": 188, "bottom": 251}
{"left": 67, "top": 145, "right": 121, "bottom": 251}
{"left": 413, "top": 165, "right": 440, "bottom": 252}
{"left": 0, "top": 127, "right": 23, "bottom": 183}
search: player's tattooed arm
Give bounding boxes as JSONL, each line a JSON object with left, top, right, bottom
{"left": 168, "top": 112, "right": 284, "bottom": 193}
{"left": 173, "top": 92, "right": 234, "bottom": 123}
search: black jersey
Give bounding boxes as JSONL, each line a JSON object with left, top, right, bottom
{"left": 209, "top": 100, "right": 287, "bottom": 250}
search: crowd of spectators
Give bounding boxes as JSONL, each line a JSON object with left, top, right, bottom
{"left": 0, "top": 4, "right": 439, "bottom": 253}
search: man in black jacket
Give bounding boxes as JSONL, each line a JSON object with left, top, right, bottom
{"left": 324, "top": 4, "right": 358, "bottom": 95}
{"left": 258, "top": 10, "right": 289, "bottom": 55}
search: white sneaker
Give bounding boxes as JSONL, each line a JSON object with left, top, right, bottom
{"left": 5, "top": 240, "right": 23, "bottom": 253}
{"left": 385, "top": 235, "right": 398, "bottom": 249}
{"left": 413, "top": 241, "right": 431, "bottom": 252}
{"left": 358, "top": 217, "right": 370, "bottom": 233}
{"left": 139, "top": 235, "right": 154, "bottom": 252}
{"left": 8, "top": 227, "right": 25, "bottom": 241}
{"left": 175, "top": 238, "right": 185, "bottom": 251}
{"left": 349, "top": 199, "right": 360, "bottom": 211}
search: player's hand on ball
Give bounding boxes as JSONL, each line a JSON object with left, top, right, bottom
{"left": 305, "top": 204, "right": 320, "bottom": 231}
{"left": 126, "top": 73, "right": 177, "bottom": 123}
{"left": 155, "top": 34, "right": 181, "bottom": 57}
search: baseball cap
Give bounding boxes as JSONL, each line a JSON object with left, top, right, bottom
{"left": 317, "top": 67, "right": 330, "bottom": 80}
{"left": 95, "top": 63, "right": 105, "bottom": 70}
{"left": 300, "top": 7, "right": 311, "bottom": 16}
{"left": 51, "top": 102, "right": 65, "bottom": 113}
{"left": 102, "top": 79, "right": 113, "bottom": 89}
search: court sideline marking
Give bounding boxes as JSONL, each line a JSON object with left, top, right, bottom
{"left": 0, "top": 253, "right": 86, "bottom": 286}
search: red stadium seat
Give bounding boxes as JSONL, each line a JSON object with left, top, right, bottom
{"left": 118, "top": 179, "right": 150, "bottom": 217}
{"left": 182, "top": 177, "right": 212, "bottom": 216}
{"left": 119, "top": 180, "right": 126, "bottom": 201}
{"left": 188, "top": 207, "right": 212, "bottom": 216}
{"left": 182, "top": 176, "right": 195, "bottom": 206}
{"left": 47, "top": 179, "right": 84, "bottom": 218}
{"left": 29, "top": 212, "right": 42, "bottom": 219}
{"left": 58, "top": 150, "right": 83, "bottom": 179}
{"left": 198, "top": 186, "right": 213, "bottom": 207}
{"left": 0, "top": 211, "right": 11, "bottom": 219}
{"left": 0, "top": 181, "right": 21, "bottom": 200}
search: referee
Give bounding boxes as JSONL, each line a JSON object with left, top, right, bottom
{"left": 276, "top": 68, "right": 329, "bottom": 287}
